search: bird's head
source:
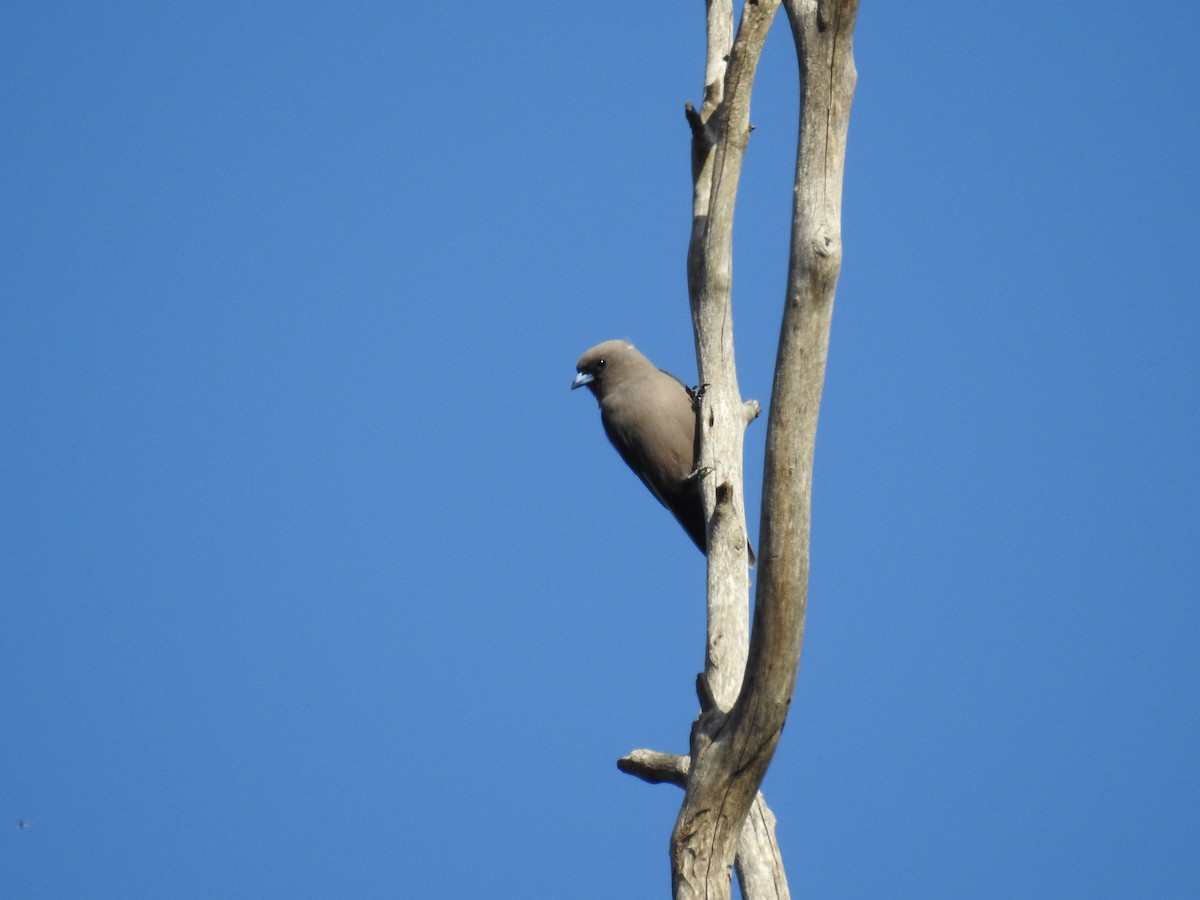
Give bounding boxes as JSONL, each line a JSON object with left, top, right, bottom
{"left": 572, "top": 340, "right": 641, "bottom": 399}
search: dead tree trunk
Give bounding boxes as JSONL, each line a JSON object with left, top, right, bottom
{"left": 618, "top": 1, "right": 858, "bottom": 898}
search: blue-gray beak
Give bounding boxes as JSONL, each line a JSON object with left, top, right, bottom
{"left": 571, "top": 371, "right": 594, "bottom": 390}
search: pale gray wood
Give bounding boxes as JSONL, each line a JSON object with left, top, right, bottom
{"left": 670, "top": 1, "right": 861, "bottom": 898}
{"left": 735, "top": 797, "right": 789, "bottom": 900}
{"left": 677, "top": 1, "right": 785, "bottom": 897}
{"left": 617, "top": 753, "right": 789, "bottom": 900}
{"left": 612, "top": 1, "right": 858, "bottom": 896}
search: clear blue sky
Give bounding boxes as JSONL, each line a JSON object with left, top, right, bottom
{"left": 3, "top": 3, "right": 1197, "bottom": 897}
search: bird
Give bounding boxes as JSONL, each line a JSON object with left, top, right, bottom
{"left": 573, "top": 339, "right": 745, "bottom": 560}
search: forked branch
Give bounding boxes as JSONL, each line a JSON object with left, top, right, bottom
{"left": 671, "top": 0, "right": 860, "bottom": 898}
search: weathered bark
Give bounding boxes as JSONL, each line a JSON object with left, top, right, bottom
{"left": 614, "top": 0, "right": 858, "bottom": 896}
{"left": 619, "top": 751, "right": 789, "bottom": 900}
{"left": 621, "top": 8, "right": 789, "bottom": 869}
{"left": 683, "top": 4, "right": 786, "bottom": 899}
{"left": 673, "top": 1, "right": 860, "bottom": 898}
{"left": 687, "top": 0, "right": 777, "bottom": 668}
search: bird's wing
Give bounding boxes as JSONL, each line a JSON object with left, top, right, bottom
{"left": 600, "top": 414, "right": 676, "bottom": 512}
{"left": 659, "top": 368, "right": 698, "bottom": 403}
{"left": 599, "top": 377, "right": 708, "bottom": 554}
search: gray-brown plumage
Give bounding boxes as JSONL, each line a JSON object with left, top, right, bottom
{"left": 572, "top": 340, "right": 709, "bottom": 555}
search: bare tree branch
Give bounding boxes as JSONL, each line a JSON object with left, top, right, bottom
{"left": 618, "top": 751, "right": 790, "bottom": 900}
{"left": 618, "top": 749, "right": 689, "bottom": 787}
{"left": 735, "top": 798, "right": 789, "bottom": 900}
{"left": 610, "top": 1, "right": 858, "bottom": 895}
{"left": 689, "top": 0, "right": 780, "bottom": 730}
{"left": 671, "top": 0, "right": 860, "bottom": 897}
{"left": 678, "top": 2, "right": 785, "bottom": 899}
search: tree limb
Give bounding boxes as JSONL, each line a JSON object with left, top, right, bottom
{"left": 671, "top": 0, "right": 860, "bottom": 897}
{"left": 618, "top": 751, "right": 791, "bottom": 900}
{"left": 677, "top": 2, "right": 786, "bottom": 898}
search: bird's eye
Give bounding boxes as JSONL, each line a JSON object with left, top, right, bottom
{"left": 596, "top": 359, "right": 606, "bottom": 369}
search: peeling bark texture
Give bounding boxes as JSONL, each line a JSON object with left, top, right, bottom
{"left": 670, "top": 0, "right": 860, "bottom": 898}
